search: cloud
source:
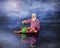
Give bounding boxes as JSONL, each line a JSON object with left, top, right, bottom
{"left": 0, "top": 0, "right": 58, "bottom": 28}
{"left": 0, "top": 0, "right": 57, "bottom": 19}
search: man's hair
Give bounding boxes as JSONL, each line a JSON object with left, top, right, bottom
{"left": 32, "top": 13, "right": 36, "bottom": 16}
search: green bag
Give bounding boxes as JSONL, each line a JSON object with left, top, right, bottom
{"left": 22, "top": 27, "right": 28, "bottom": 33}
{"left": 21, "top": 27, "right": 28, "bottom": 39}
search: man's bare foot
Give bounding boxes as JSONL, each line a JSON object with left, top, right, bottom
{"left": 34, "top": 30, "right": 38, "bottom": 33}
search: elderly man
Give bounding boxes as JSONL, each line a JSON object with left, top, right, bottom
{"left": 22, "top": 13, "right": 40, "bottom": 33}
{"left": 14, "top": 13, "right": 40, "bottom": 47}
{"left": 21, "top": 13, "right": 40, "bottom": 47}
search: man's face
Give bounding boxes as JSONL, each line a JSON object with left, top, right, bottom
{"left": 32, "top": 15, "right": 36, "bottom": 19}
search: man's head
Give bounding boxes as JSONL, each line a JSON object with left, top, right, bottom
{"left": 32, "top": 13, "right": 37, "bottom": 19}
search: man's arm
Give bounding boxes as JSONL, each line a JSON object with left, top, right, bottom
{"left": 22, "top": 19, "right": 31, "bottom": 24}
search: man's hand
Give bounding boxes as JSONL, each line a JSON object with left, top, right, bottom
{"left": 22, "top": 20, "right": 26, "bottom": 25}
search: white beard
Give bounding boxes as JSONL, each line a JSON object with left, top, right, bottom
{"left": 32, "top": 18, "right": 36, "bottom": 21}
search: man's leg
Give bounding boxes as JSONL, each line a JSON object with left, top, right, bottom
{"left": 26, "top": 27, "right": 33, "bottom": 33}
{"left": 14, "top": 28, "right": 22, "bottom": 33}
{"left": 33, "top": 27, "right": 38, "bottom": 33}
{"left": 26, "top": 27, "right": 38, "bottom": 33}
